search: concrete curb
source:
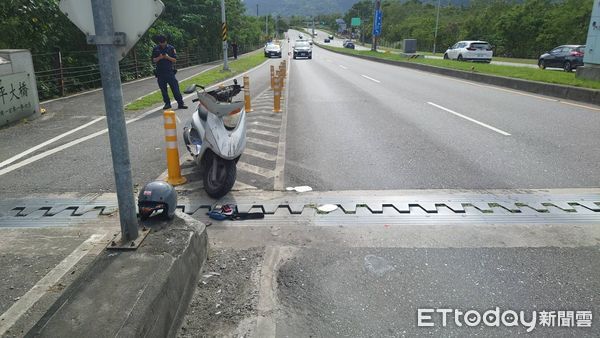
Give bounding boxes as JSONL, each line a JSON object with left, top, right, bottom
{"left": 317, "top": 44, "right": 600, "bottom": 106}
{"left": 25, "top": 211, "right": 207, "bottom": 338}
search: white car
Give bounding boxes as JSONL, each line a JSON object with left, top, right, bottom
{"left": 264, "top": 43, "right": 282, "bottom": 58}
{"left": 444, "top": 41, "right": 493, "bottom": 63}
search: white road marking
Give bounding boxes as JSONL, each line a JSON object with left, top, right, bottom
{"left": 273, "top": 34, "right": 293, "bottom": 190}
{"left": 0, "top": 117, "right": 106, "bottom": 169}
{"left": 232, "top": 180, "right": 258, "bottom": 191}
{"left": 247, "top": 128, "right": 280, "bottom": 138}
{"left": 237, "top": 162, "right": 276, "bottom": 178}
{"left": 0, "top": 58, "right": 271, "bottom": 177}
{"left": 247, "top": 137, "right": 279, "bottom": 149}
{"left": 339, "top": 65, "right": 348, "bottom": 69}
{"left": 244, "top": 148, "right": 277, "bottom": 161}
{"left": 249, "top": 120, "right": 280, "bottom": 129}
{"left": 427, "top": 102, "right": 511, "bottom": 136}
{"left": 252, "top": 115, "right": 282, "bottom": 123}
{"left": 361, "top": 74, "right": 381, "bottom": 83}
{"left": 423, "top": 71, "right": 600, "bottom": 112}
{"left": 0, "top": 234, "right": 106, "bottom": 336}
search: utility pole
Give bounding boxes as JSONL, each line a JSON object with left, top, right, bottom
{"left": 90, "top": 0, "right": 138, "bottom": 241}
{"left": 221, "top": 0, "right": 229, "bottom": 71}
{"left": 256, "top": 3, "right": 259, "bottom": 16}
{"left": 372, "top": 0, "right": 381, "bottom": 52}
{"left": 266, "top": 15, "right": 269, "bottom": 38}
{"left": 312, "top": 17, "right": 315, "bottom": 37}
{"left": 433, "top": 0, "right": 441, "bottom": 54}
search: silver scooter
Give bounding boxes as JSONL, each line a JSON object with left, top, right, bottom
{"left": 182, "top": 80, "right": 246, "bottom": 198}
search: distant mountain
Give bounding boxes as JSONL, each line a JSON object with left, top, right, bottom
{"left": 243, "top": 0, "right": 361, "bottom": 16}
{"left": 243, "top": 1, "right": 480, "bottom": 17}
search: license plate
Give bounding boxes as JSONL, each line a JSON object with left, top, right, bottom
{"left": 477, "top": 54, "right": 484, "bottom": 57}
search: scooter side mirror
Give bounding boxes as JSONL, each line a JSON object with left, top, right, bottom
{"left": 183, "top": 84, "right": 197, "bottom": 94}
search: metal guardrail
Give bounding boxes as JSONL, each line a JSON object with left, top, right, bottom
{"left": 32, "top": 44, "right": 263, "bottom": 101}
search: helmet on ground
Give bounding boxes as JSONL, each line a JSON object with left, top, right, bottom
{"left": 137, "top": 181, "right": 177, "bottom": 220}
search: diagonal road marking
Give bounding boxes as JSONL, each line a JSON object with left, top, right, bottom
{"left": 427, "top": 102, "right": 511, "bottom": 136}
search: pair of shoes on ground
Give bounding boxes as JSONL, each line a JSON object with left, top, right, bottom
{"left": 163, "top": 104, "right": 188, "bottom": 110}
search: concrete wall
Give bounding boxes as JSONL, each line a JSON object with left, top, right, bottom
{"left": 0, "top": 50, "right": 40, "bottom": 127}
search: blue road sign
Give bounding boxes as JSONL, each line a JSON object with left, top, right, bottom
{"left": 372, "top": 10, "right": 383, "bottom": 37}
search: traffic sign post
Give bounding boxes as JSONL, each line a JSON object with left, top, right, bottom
{"left": 60, "top": 0, "right": 165, "bottom": 246}
{"left": 59, "top": 0, "right": 164, "bottom": 60}
{"left": 372, "top": 0, "right": 382, "bottom": 51}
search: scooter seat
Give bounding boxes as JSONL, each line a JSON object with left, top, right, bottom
{"left": 199, "top": 93, "right": 244, "bottom": 117}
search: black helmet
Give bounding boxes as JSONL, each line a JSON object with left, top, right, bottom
{"left": 137, "top": 181, "right": 177, "bottom": 220}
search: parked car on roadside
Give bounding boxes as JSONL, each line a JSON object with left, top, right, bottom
{"left": 328, "top": 35, "right": 334, "bottom": 40}
{"left": 538, "top": 45, "right": 585, "bottom": 72}
{"left": 343, "top": 40, "right": 355, "bottom": 49}
{"left": 324, "top": 38, "right": 331, "bottom": 43}
{"left": 444, "top": 41, "right": 493, "bottom": 63}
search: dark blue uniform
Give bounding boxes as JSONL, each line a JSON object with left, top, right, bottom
{"left": 152, "top": 44, "right": 184, "bottom": 108}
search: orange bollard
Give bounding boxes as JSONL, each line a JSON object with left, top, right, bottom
{"left": 273, "top": 72, "right": 282, "bottom": 113}
{"left": 243, "top": 76, "right": 252, "bottom": 112}
{"left": 270, "top": 65, "right": 275, "bottom": 90}
{"left": 163, "top": 110, "right": 187, "bottom": 186}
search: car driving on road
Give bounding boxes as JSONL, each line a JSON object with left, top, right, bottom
{"left": 538, "top": 45, "right": 585, "bottom": 72}
{"left": 343, "top": 40, "right": 355, "bottom": 49}
{"left": 293, "top": 40, "right": 312, "bottom": 59}
{"left": 444, "top": 40, "right": 493, "bottom": 63}
{"left": 264, "top": 43, "right": 282, "bottom": 58}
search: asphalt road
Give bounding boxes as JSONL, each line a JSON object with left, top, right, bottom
{"left": 182, "top": 210, "right": 600, "bottom": 337}
{"left": 284, "top": 30, "right": 600, "bottom": 190}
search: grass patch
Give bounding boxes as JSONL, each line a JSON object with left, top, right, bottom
{"left": 125, "top": 51, "right": 267, "bottom": 111}
{"left": 417, "top": 51, "right": 537, "bottom": 65}
{"left": 319, "top": 45, "right": 600, "bottom": 90}
{"left": 354, "top": 43, "right": 538, "bottom": 65}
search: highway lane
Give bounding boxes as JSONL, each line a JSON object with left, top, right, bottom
{"left": 284, "top": 38, "right": 600, "bottom": 190}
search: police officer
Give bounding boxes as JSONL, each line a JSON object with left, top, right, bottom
{"left": 152, "top": 35, "right": 187, "bottom": 110}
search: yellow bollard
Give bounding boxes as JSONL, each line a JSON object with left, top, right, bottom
{"left": 280, "top": 66, "right": 286, "bottom": 88}
{"left": 270, "top": 65, "right": 275, "bottom": 90}
{"left": 243, "top": 76, "right": 253, "bottom": 112}
{"left": 273, "top": 72, "right": 282, "bottom": 113}
{"left": 163, "top": 110, "right": 187, "bottom": 186}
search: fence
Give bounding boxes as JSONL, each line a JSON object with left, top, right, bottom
{"left": 33, "top": 43, "right": 261, "bottom": 101}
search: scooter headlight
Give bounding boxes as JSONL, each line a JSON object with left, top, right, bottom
{"left": 223, "top": 108, "right": 242, "bottom": 129}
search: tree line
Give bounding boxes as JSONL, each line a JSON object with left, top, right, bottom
{"left": 341, "top": 0, "right": 592, "bottom": 58}
{"left": 0, "top": 0, "right": 278, "bottom": 99}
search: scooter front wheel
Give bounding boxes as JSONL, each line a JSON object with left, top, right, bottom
{"left": 203, "top": 153, "right": 237, "bottom": 198}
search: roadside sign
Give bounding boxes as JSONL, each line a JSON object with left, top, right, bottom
{"left": 351, "top": 17, "right": 361, "bottom": 27}
{"left": 584, "top": 0, "right": 600, "bottom": 64}
{"left": 372, "top": 10, "right": 383, "bottom": 37}
{"left": 59, "top": 0, "right": 164, "bottom": 60}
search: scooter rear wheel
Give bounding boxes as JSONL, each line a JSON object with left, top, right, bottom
{"left": 203, "top": 153, "right": 237, "bottom": 198}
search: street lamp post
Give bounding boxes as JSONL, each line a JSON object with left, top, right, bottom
{"left": 433, "top": 0, "right": 441, "bottom": 54}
